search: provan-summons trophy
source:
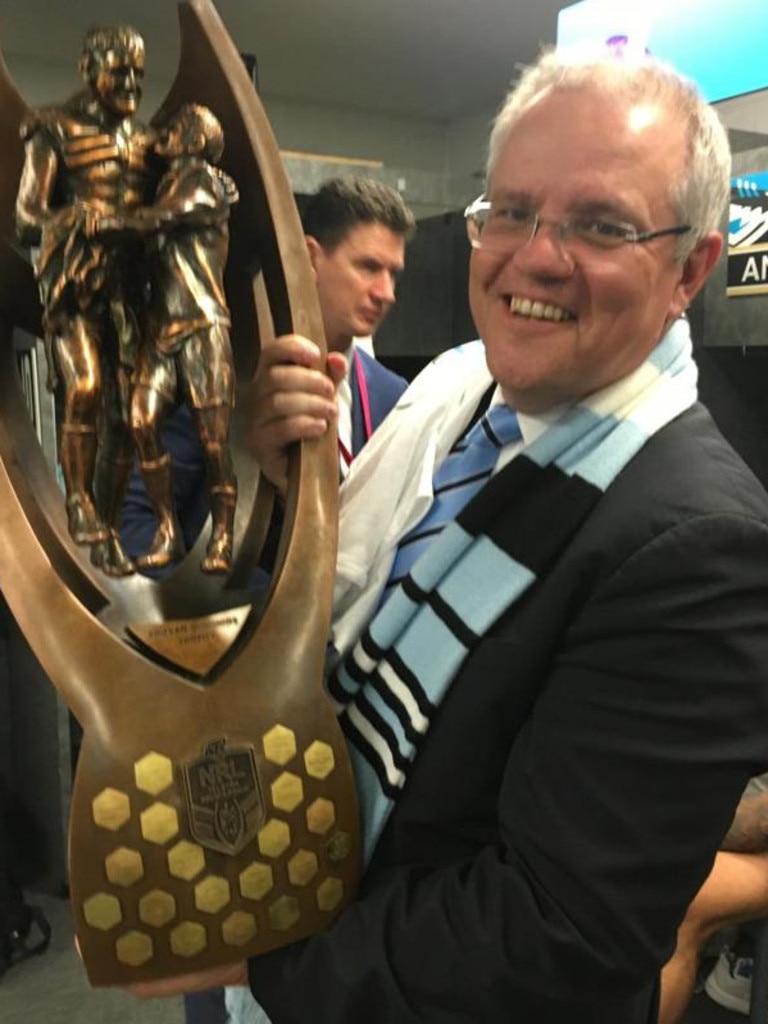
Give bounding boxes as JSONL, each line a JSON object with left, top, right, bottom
{"left": 0, "top": 0, "right": 360, "bottom": 986}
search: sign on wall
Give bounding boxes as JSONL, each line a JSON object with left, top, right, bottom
{"left": 728, "top": 172, "right": 768, "bottom": 297}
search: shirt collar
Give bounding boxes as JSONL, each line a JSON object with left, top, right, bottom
{"left": 487, "top": 386, "right": 567, "bottom": 447}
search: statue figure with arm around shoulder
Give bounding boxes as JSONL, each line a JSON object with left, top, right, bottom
{"left": 95, "top": 102, "right": 239, "bottom": 574}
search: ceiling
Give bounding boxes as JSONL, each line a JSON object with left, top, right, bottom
{"left": 0, "top": 0, "right": 569, "bottom": 123}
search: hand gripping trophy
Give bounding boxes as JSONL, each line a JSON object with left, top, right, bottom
{"left": 0, "top": 0, "right": 359, "bottom": 989}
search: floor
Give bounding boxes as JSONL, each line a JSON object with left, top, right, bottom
{"left": 680, "top": 943, "right": 755, "bottom": 1023}
{"left": 683, "top": 992, "right": 747, "bottom": 1023}
{"left": 0, "top": 891, "right": 751, "bottom": 1024}
{"left": 0, "top": 892, "right": 184, "bottom": 1024}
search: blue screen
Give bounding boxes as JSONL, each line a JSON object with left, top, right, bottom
{"left": 557, "top": 0, "right": 768, "bottom": 104}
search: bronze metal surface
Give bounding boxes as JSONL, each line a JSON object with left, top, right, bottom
{"left": 0, "top": 0, "right": 359, "bottom": 987}
{"left": 127, "top": 605, "right": 251, "bottom": 677}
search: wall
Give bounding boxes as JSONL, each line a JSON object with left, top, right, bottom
{"left": 376, "top": 209, "right": 475, "bottom": 365}
{"left": 0, "top": 594, "right": 72, "bottom": 894}
{"left": 444, "top": 107, "right": 495, "bottom": 204}
{"left": 693, "top": 135, "right": 768, "bottom": 491}
{"left": 695, "top": 346, "right": 768, "bottom": 490}
{"left": 700, "top": 143, "right": 768, "bottom": 348}
{"left": 2, "top": 52, "right": 476, "bottom": 219}
{"left": 717, "top": 88, "right": 768, "bottom": 135}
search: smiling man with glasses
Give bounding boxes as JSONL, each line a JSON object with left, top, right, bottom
{"left": 130, "top": 49, "right": 768, "bottom": 1024}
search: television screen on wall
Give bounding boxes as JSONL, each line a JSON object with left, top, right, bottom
{"left": 557, "top": 0, "right": 768, "bottom": 104}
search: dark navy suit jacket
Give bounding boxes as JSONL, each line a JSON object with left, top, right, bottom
{"left": 350, "top": 347, "right": 408, "bottom": 453}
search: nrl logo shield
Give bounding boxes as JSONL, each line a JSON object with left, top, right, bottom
{"left": 182, "top": 738, "right": 264, "bottom": 854}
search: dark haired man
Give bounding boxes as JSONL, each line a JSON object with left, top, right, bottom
{"left": 301, "top": 175, "right": 414, "bottom": 479}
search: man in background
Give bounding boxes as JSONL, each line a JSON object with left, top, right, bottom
{"left": 302, "top": 175, "right": 413, "bottom": 478}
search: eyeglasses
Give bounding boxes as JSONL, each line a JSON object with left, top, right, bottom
{"left": 464, "top": 197, "right": 691, "bottom": 256}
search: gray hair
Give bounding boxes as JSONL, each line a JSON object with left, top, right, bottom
{"left": 486, "top": 48, "right": 731, "bottom": 261}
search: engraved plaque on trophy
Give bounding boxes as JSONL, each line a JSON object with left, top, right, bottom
{"left": 0, "top": 0, "right": 359, "bottom": 986}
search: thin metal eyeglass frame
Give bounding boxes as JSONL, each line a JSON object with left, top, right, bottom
{"left": 463, "top": 198, "right": 691, "bottom": 251}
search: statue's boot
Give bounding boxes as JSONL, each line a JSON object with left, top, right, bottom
{"left": 90, "top": 452, "right": 136, "bottom": 576}
{"left": 60, "top": 423, "right": 108, "bottom": 544}
{"left": 135, "top": 454, "right": 185, "bottom": 570}
{"left": 201, "top": 483, "right": 237, "bottom": 574}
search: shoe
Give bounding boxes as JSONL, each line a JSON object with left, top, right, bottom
{"left": 704, "top": 945, "right": 753, "bottom": 1015}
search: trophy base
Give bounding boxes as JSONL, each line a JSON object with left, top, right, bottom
{"left": 73, "top": 712, "right": 358, "bottom": 986}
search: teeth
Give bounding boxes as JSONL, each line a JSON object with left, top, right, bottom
{"left": 509, "top": 296, "right": 574, "bottom": 322}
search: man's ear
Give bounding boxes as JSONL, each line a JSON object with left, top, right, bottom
{"left": 305, "top": 235, "right": 322, "bottom": 274}
{"left": 676, "top": 231, "right": 723, "bottom": 313}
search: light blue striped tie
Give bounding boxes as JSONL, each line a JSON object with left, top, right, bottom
{"left": 383, "top": 404, "right": 521, "bottom": 597}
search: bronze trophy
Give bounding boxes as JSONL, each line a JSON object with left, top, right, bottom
{"left": 0, "top": 0, "right": 359, "bottom": 987}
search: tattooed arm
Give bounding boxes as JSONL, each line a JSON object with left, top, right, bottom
{"left": 721, "top": 791, "right": 768, "bottom": 853}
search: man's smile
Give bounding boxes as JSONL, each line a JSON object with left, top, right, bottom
{"left": 508, "top": 295, "right": 575, "bottom": 322}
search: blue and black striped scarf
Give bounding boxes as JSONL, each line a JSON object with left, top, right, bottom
{"left": 328, "top": 319, "right": 697, "bottom": 865}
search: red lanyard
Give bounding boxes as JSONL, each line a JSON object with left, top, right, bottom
{"left": 339, "top": 352, "right": 373, "bottom": 473}
{"left": 338, "top": 438, "right": 353, "bottom": 470}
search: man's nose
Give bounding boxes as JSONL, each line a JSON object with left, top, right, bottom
{"left": 515, "top": 219, "right": 575, "bottom": 272}
{"left": 372, "top": 271, "right": 396, "bottom": 304}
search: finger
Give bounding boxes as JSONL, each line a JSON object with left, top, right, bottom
{"left": 258, "top": 334, "right": 324, "bottom": 372}
{"left": 248, "top": 415, "right": 332, "bottom": 480}
{"left": 256, "top": 376, "right": 338, "bottom": 424}
{"left": 326, "top": 351, "right": 348, "bottom": 387}
{"left": 262, "top": 399, "right": 335, "bottom": 432}
{"left": 264, "top": 413, "right": 336, "bottom": 445}
{"left": 256, "top": 362, "right": 337, "bottom": 401}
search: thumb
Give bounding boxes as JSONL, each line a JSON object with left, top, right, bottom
{"left": 326, "top": 351, "right": 348, "bottom": 389}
